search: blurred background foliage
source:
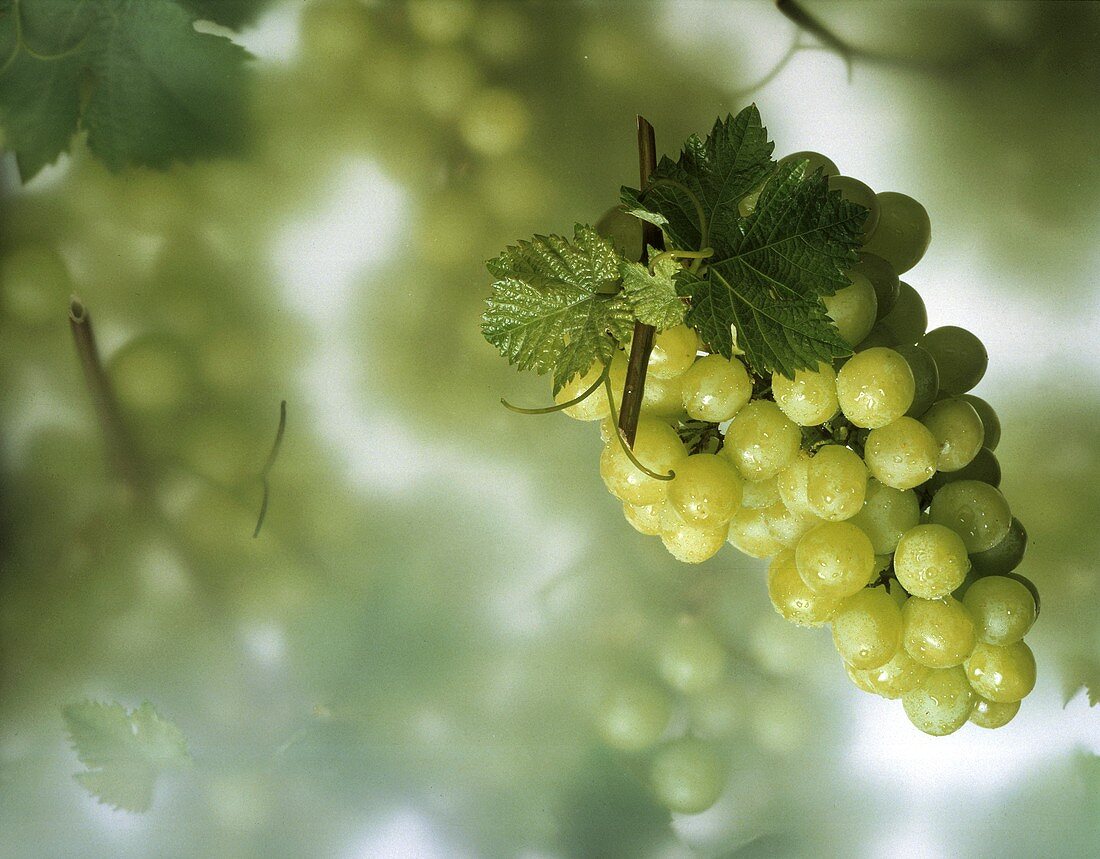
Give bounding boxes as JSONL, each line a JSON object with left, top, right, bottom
{"left": 1, "top": 1, "right": 1098, "bottom": 856}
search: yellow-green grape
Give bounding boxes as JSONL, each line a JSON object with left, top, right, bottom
{"left": 595, "top": 680, "right": 672, "bottom": 751}
{"left": 829, "top": 175, "right": 880, "bottom": 237}
{"left": 795, "top": 521, "right": 875, "bottom": 598}
{"left": 680, "top": 354, "right": 753, "bottom": 422}
{"left": 893, "top": 344, "right": 940, "bottom": 418}
{"left": 969, "top": 517, "right": 1027, "bottom": 576}
{"left": 649, "top": 738, "right": 726, "bottom": 814}
{"left": 656, "top": 618, "right": 727, "bottom": 694}
{"left": 852, "top": 253, "right": 900, "bottom": 320}
{"left": 859, "top": 281, "right": 928, "bottom": 349}
{"left": 928, "top": 446, "right": 1001, "bottom": 491}
{"left": 969, "top": 696, "right": 1020, "bottom": 729}
{"left": 823, "top": 271, "right": 878, "bottom": 347}
{"left": 836, "top": 347, "right": 915, "bottom": 428}
{"left": 763, "top": 500, "right": 820, "bottom": 548}
{"left": 722, "top": 400, "right": 801, "bottom": 481}
{"left": 767, "top": 549, "right": 841, "bottom": 626}
{"left": 965, "top": 641, "right": 1036, "bottom": 703}
{"left": 831, "top": 586, "right": 903, "bottom": 670}
{"left": 688, "top": 681, "right": 746, "bottom": 740}
{"left": 555, "top": 353, "right": 627, "bottom": 420}
{"left": 741, "top": 475, "right": 781, "bottom": 510}
{"left": 845, "top": 660, "right": 880, "bottom": 694}
{"left": 623, "top": 502, "right": 663, "bottom": 536}
{"left": 0, "top": 243, "right": 72, "bottom": 326}
{"left": 648, "top": 324, "right": 700, "bottom": 380}
{"left": 862, "top": 417, "right": 938, "bottom": 490}
{"left": 848, "top": 479, "right": 920, "bottom": 555}
{"left": 109, "top": 334, "right": 197, "bottom": 416}
{"left": 861, "top": 191, "right": 931, "bottom": 275}
{"left": 902, "top": 597, "right": 977, "bottom": 668}
{"left": 407, "top": 0, "right": 475, "bottom": 44}
{"left": 458, "top": 88, "right": 530, "bottom": 156}
{"left": 806, "top": 444, "right": 867, "bottom": 521}
{"left": 660, "top": 504, "right": 729, "bottom": 564}
{"left": 919, "top": 397, "right": 984, "bottom": 472}
{"left": 918, "top": 326, "right": 988, "bottom": 396}
{"left": 668, "top": 454, "right": 742, "bottom": 525}
{"left": 410, "top": 48, "right": 481, "bottom": 119}
{"left": 779, "top": 150, "right": 839, "bottom": 177}
{"left": 959, "top": 394, "right": 1000, "bottom": 451}
{"left": 771, "top": 362, "right": 839, "bottom": 426}
{"left": 893, "top": 524, "right": 971, "bottom": 599}
{"left": 961, "top": 575, "right": 1036, "bottom": 646}
{"left": 727, "top": 506, "right": 786, "bottom": 558}
{"left": 902, "top": 666, "right": 975, "bottom": 736}
{"left": 777, "top": 450, "right": 814, "bottom": 516}
{"left": 599, "top": 417, "right": 687, "bottom": 505}
{"left": 595, "top": 206, "right": 643, "bottom": 262}
{"left": 851, "top": 646, "right": 930, "bottom": 699}
{"left": 641, "top": 373, "right": 686, "bottom": 422}
{"left": 928, "top": 480, "right": 1012, "bottom": 554}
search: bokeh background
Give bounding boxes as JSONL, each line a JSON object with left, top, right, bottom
{"left": 2, "top": 1, "right": 1099, "bottom": 856}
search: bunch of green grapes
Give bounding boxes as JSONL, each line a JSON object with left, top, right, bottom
{"left": 562, "top": 164, "right": 1037, "bottom": 737}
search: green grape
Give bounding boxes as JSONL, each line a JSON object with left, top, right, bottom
{"left": 641, "top": 373, "right": 686, "bottom": 422}
{"left": 863, "top": 417, "right": 939, "bottom": 490}
{"left": 928, "top": 480, "right": 1012, "bottom": 553}
{"left": 851, "top": 646, "right": 930, "bottom": 699}
{"left": 767, "top": 549, "right": 841, "bottom": 626}
{"left": 647, "top": 324, "right": 700, "bottom": 380}
{"left": 836, "top": 347, "right": 916, "bottom": 428}
{"left": 109, "top": 334, "right": 197, "bottom": 417}
{"left": 961, "top": 576, "right": 1036, "bottom": 646}
{"left": 959, "top": 394, "right": 1001, "bottom": 451}
{"left": 926, "top": 447, "right": 1001, "bottom": 492}
{"left": 823, "top": 271, "right": 878, "bottom": 347}
{"left": 831, "top": 586, "right": 902, "bottom": 669}
{"left": 722, "top": 400, "right": 801, "bottom": 481}
{"left": 807, "top": 444, "right": 868, "bottom": 522}
{"left": 845, "top": 660, "right": 880, "bottom": 694}
{"left": 763, "top": 500, "right": 820, "bottom": 548}
{"left": 599, "top": 417, "right": 687, "bottom": 505}
{"left": 688, "top": 681, "right": 746, "bottom": 740}
{"left": 595, "top": 206, "right": 643, "bottom": 262}
{"left": 656, "top": 618, "right": 727, "bottom": 693}
{"left": 458, "top": 88, "right": 530, "bottom": 156}
{"left": 829, "top": 175, "right": 880, "bottom": 237}
{"left": 920, "top": 397, "right": 984, "bottom": 472}
{"left": 859, "top": 281, "right": 927, "bottom": 349}
{"left": 680, "top": 354, "right": 753, "bottom": 422}
{"left": 795, "top": 521, "right": 875, "bottom": 598}
{"left": 411, "top": 48, "right": 481, "bottom": 119}
{"left": 623, "top": 502, "right": 663, "bottom": 536}
{"left": 893, "top": 524, "right": 971, "bottom": 599}
{"left": 901, "top": 596, "right": 977, "bottom": 668}
{"left": 649, "top": 738, "right": 727, "bottom": 814}
{"left": 852, "top": 252, "right": 900, "bottom": 320}
{"left": 966, "top": 641, "right": 1036, "bottom": 703}
{"left": 969, "top": 696, "right": 1020, "bottom": 729}
{"left": 893, "top": 344, "right": 940, "bottom": 418}
{"left": 727, "top": 506, "right": 786, "bottom": 558}
{"left": 777, "top": 450, "right": 814, "bottom": 516}
{"left": 741, "top": 475, "right": 781, "bottom": 510}
{"left": 407, "top": 0, "right": 475, "bottom": 44}
{"left": 771, "top": 361, "right": 839, "bottom": 426}
{"left": 849, "top": 479, "right": 920, "bottom": 554}
{"left": 861, "top": 192, "right": 931, "bottom": 274}
{"left": 779, "top": 150, "right": 839, "bottom": 176}
{"left": 668, "top": 454, "right": 743, "bottom": 526}
{"left": 555, "top": 353, "right": 627, "bottom": 420}
{"left": 660, "top": 516, "right": 728, "bottom": 564}
{"left": 0, "top": 242, "right": 72, "bottom": 326}
{"left": 595, "top": 680, "right": 672, "bottom": 752}
{"left": 968, "top": 517, "right": 1027, "bottom": 576}
{"left": 918, "top": 326, "right": 988, "bottom": 396}
{"left": 902, "top": 666, "right": 975, "bottom": 736}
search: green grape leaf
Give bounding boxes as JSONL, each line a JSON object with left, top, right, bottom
{"left": 1063, "top": 657, "right": 1100, "bottom": 707}
{"left": 179, "top": 0, "right": 274, "bottom": 28}
{"left": 0, "top": 0, "right": 251, "bottom": 181}
{"left": 482, "top": 225, "right": 634, "bottom": 392}
{"left": 63, "top": 700, "right": 191, "bottom": 812}
{"left": 618, "top": 249, "right": 685, "bottom": 330}
{"left": 620, "top": 106, "right": 774, "bottom": 255}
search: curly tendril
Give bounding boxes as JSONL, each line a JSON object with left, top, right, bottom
{"left": 500, "top": 361, "right": 611, "bottom": 414}
{"left": 603, "top": 374, "right": 675, "bottom": 482}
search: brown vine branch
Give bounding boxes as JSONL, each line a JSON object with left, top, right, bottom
{"left": 617, "top": 116, "right": 665, "bottom": 447}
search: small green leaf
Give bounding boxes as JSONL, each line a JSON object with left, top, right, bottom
{"left": 619, "top": 250, "right": 685, "bottom": 330}
{"left": 482, "top": 225, "right": 633, "bottom": 392}
{"left": 1064, "top": 657, "right": 1100, "bottom": 707}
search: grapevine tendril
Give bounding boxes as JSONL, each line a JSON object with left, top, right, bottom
{"left": 603, "top": 374, "right": 675, "bottom": 482}
{"left": 648, "top": 247, "right": 713, "bottom": 274}
{"left": 501, "top": 362, "right": 610, "bottom": 414}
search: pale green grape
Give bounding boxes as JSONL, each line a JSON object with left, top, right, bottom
{"left": 969, "top": 696, "right": 1020, "bottom": 729}
{"left": 595, "top": 206, "right": 644, "bottom": 262}
{"left": 680, "top": 354, "right": 753, "bottom": 422}
{"left": 852, "top": 252, "right": 900, "bottom": 320}
{"left": 458, "top": 88, "right": 530, "bottom": 156}
{"left": 861, "top": 192, "right": 931, "bottom": 274}
{"left": 407, "top": 0, "right": 475, "bottom": 44}
{"left": 920, "top": 397, "right": 984, "bottom": 472}
{"left": 0, "top": 243, "right": 72, "bottom": 326}
{"left": 893, "top": 344, "right": 940, "bottom": 418}
{"left": 824, "top": 271, "right": 878, "bottom": 347}
{"left": 777, "top": 450, "right": 814, "bottom": 516}
{"left": 649, "top": 738, "right": 727, "bottom": 814}
{"left": 641, "top": 373, "right": 686, "bottom": 422}
{"left": 845, "top": 660, "right": 880, "bottom": 694}
{"left": 829, "top": 175, "right": 880, "bottom": 237}
{"left": 767, "top": 549, "right": 841, "bottom": 626}
{"left": 965, "top": 640, "right": 1036, "bottom": 703}
{"left": 763, "top": 500, "right": 820, "bottom": 547}
{"left": 960, "top": 394, "right": 1001, "bottom": 451}
{"left": 779, "top": 150, "right": 839, "bottom": 176}
{"left": 595, "top": 679, "right": 672, "bottom": 751}
{"left": 795, "top": 521, "right": 875, "bottom": 598}
{"left": 623, "top": 502, "right": 663, "bottom": 536}
{"left": 849, "top": 479, "right": 920, "bottom": 554}
{"left": 807, "top": 444, "right": 867, "bottom": 521}
{"left": 918, "top": 326, "right": 988, "bottom": 396}
{"left": 727, "top": 506, "right": 786, "bottom": 558}
{"left": 555, "top": 353, "right": 627, "bottom": 420}
{"left": 660, "top": 516, "right": 728, "bottom": 564}
{"left": 863, "top": 417, "right": 939, "bottom": 490}
{"left": 599, "top": 417, "right": 687, "bottom": 505}
{"left": 647, "top": 324, "right": 700, "bottom": 380}
{"left": 722, "top": 400, "right": 801, "bottom": 481}
{"left": 656, "top": 618, "right": 727, "bottom": 693}
{"left": 928, "top": 480, "right": 1012, "bottom": 553}
{"left": 968, "top": 517, "right": 1027, "bottom": 576}
{"left": 962, "top": 576, "right": 1036, "bottom": 646}
{"left": 688, "top": 681, "right": 746, "bottom": 740}
{"left": 109, "top": 334, "right": 197, "bottom": 416}
{"left": 831, "top": 586, "right": 902, "bottom": 669}
{"left": 851, "top": 646, "right": 930, "bottom": 699}
{"left": 771, "top": 361, "right": 838, "bottom": 426}
{"left": 902, "top": 666, "right": 975, "bottom": 736}
{"left": 836, "top": 347, "right": 915, "bottom": 428}
{"left": 741, "top": 475, "right": 781, "bottom": 510}
{"left": 859, "top": 281, "right": 927, "bottom": 349}
{"left": 668, "top": 454, "right": 743, "bottom": 525}
{"left": 902, "top": 596, "right": 977, "bottom": 668}
{"left": 893, "top": 524, "right": 971, "bottom": 599}
{"left": 411, "top": 48, "right": 481, "bottom": 119}
{"left": 926, "top": 446, "right": 1001, "bottom": 492}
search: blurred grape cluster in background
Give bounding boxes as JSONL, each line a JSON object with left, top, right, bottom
{"left": 1, "top": 1, "right": 1099, "bottom": 856}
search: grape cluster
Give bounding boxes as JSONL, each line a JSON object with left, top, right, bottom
{"left": 569, "top": 158, "right": 1036, "bottom": 737}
